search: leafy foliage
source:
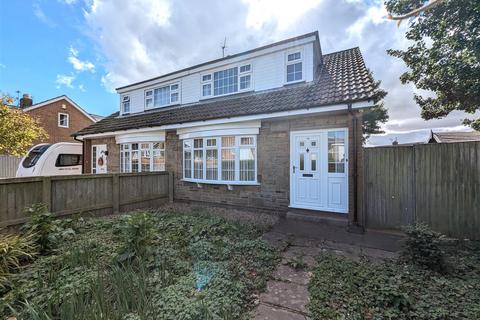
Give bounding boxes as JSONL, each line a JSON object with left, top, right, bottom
{"left": 2, "top": 211, "right": 278, "bottom": 319}
{"left": 402, "top": 223, "right": 446, "bottom": 272}
{"left": 362, "top": 78, "right": 389, "bottom": 141}
{"left": 0, "top": 233, "right": 37, "bottom": 290}
{"left": 309, "top": 246, "right": 480, "bottom": 319}
{"left": 0, "top": 95, "right": 48, "bottom": 156}
{"left": 386, "top": 0, "right": 480, "bottom": 130}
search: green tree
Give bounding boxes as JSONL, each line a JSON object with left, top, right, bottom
{"left": 363, "top": 78, "right": 389, "bottom": 140}
{"left": 0, "top": 95, "right": 48, "bottom": 156}
{"left": 386, "top": 0, "right": 480, "bottom": 130}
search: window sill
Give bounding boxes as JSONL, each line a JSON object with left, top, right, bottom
{"left": 181, "top": 179, "right": 260, "bottom": 186}
{"left": 284, "top": 79, "right": 306, "bottom": 86}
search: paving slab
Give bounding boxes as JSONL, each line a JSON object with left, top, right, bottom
{"left": 259, "top": 280, "right": 309, "bottom": 314}
{"left": 253, "top": 304, "right": 306, "bottom": 320}
{"left": 273, "top": 264, "right": 312, "bottom": 285}
{"left": 262, "top": 231, "right": 290, "bottom": 251}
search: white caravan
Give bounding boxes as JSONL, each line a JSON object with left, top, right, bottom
{"left": 16, "top": 143, "right": 83, "bottom": 177}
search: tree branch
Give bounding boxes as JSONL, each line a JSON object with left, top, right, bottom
{"left": 387, "top": 0, "right": 443, "bottom": 21}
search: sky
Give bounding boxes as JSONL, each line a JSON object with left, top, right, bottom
{"left": 0, "top": 0, "right": 475, "bottom": 146}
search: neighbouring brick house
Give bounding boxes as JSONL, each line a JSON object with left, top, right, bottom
{"left": 74, "top": 32, "right": 379, "bottom": 226}
{"left": 20, "top": 94, "right": 100, "bottom": 144}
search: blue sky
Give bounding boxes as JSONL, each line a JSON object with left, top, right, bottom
{"left": 0, "top": 0, "right": 117, "bottom": 116}
{"left": 0, "top": 0, "right": 474, "bottom": 145}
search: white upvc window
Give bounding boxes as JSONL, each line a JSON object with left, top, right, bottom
{"left": 145, "top": 83, "right": 180, "bottom": 109}
{"left": 122, "top": 96, "right": 130, "bottom": 114}
{"left": 183, "top": 135, "right": 257, "bottom": 184}
{"left": 58, "top": 113, "right": 69, "bottom": 128}
{"left": 201, "top": 63, "right": 252, "bottom": 98}
{"left": 120, "top": 142, "right": 165, "bottom": 173}
{"left": 285, "top": 50, "right": 303, "bottom": 83}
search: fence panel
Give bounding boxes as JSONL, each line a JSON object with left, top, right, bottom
{"left": 0, "top": 155, "right": 22, "bottom": 178}
{"left": 0, "top": 172, "right": 172, "bottom": 227}
{"left": 364, "top": 141, "right": 480, "bottom": 240}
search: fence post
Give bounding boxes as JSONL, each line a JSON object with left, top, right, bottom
{"left": 42, "top": 177, "right": 52, "bottom": 211}
{"left": 112, "top": 174, "right": 120, "bottom": 214}
{"left": 168, "top": 172, "right": 174, "bottom": 203}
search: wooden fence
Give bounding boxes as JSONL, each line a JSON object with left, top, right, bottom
{"left": 0, "top": 172, "right": 173, "bottom": 228}
{"left": 364, "top": 141, "right": 480, "bottom": 240}
{"left": 0, "top": 155, "right": 22, "bottom": 178}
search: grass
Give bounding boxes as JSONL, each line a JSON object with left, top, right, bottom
{"left": 1, "top": 210, "right": 279, "bottom": 319}
{"left": 308, "top": 243, "right": 480, "bottom": 319}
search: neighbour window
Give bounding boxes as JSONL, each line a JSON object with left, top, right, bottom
{"left": 145, "top": 83, "right": 180, "bottom": 109}
{"left": 55, "top": 154, "right": 82, "bottom": 167}
{"left": 58, "top": 113, "right": 69, "bottom": 128}
{"left": 122, "top": 96, "right": 130, "bottom": 114}
{"left": 120, "top": 142, "right": 165, "bottom": 173}
{"left": 183, "top": 135, "right": 257, "bottom": 184}
{"left": 286, "top": 51, "right": 303, "bottom": 83}
{"left": 201, "top": 63, "right": 252, "bottom": 98}
{"left": 328, "top": 131, "right": 346, "bottom": 173}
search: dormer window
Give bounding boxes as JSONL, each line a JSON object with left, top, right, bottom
{"left": 144, "top": 83, "right": 180, "bottom": 109}
{"left": 201, "top": 63, "right": 252, "bottom": 98}
{"left": 122, "top": 96, "right": 130, "bottom": 114}
{"left": 286, "top": 50, "right": 303, "bottom": 83}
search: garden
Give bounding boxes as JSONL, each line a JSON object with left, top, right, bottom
{"left": 0, "top": 204, "right": 278, "bottom": 319}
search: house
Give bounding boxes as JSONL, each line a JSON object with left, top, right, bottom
{"left": 73, "top": 31, "right": 379, "bottom": 224}
{"left": 19, "top": 94, "right": 99, "bottom": 144}
{"left": 428, "top": 130, "right": 480, "bottom": 143}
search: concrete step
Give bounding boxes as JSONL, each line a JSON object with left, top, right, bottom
{"left": 286, "top": 209, "right": 348, "bottom": 227}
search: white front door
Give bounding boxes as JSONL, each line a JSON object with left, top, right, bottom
{"left": 290, "top": 129, "right": 348, "bottom": 213}
{"left": 92, "top": 144, "right": 108, "bottom": 174}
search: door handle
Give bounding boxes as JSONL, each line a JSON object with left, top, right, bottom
{"left": 293, "top": 165, "right": 296, "bottom": 173}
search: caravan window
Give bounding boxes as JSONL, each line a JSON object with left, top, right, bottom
{"left": 22, "top": 144, "right": 52, "bottom": 168}
{"left": 55, "top": 154, "right": 82, "bottom": 167}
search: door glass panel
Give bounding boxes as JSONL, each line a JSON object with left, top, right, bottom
{"left": 328, "top": 131, "right": 345, "bottom": 173}
{"left": 299, "top": 141, "right": 305, "bottom": 147}
{"left": 299, "top": 153, "right": 304, "bottom": 171}
{"left": 311, "top": 140, "right": 317, "bottom": 147}
{"left": 311, "top": 153, "right": 317, "bottom": 171}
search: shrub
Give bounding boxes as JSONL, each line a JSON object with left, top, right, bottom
{"left": 117, "top": 212, "right": 158, "bottom": 261}
{"left": 0, "top": 233, "right": 37, "bottom": 289}
{"left": 402, "top": 223, "right": 446, "bottom": 272}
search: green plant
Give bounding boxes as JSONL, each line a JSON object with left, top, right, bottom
{"left": 117, "top": 212, "right": 158, "bottom": 261}
{"left": 402, "top": 223, "right": 446, "bottom": 272}
{"left": 286, "top": 255, "right": 308, "bottom": 270}
{"left": 0, "top": 232, "right": 37, "bottom": 289}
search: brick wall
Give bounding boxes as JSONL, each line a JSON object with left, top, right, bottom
{"left": 26, "top": 98, "right": 95, "bottom": 144}
{"left": 83, "top": 111, "right": 364, "bottom": 218}
{"left": 83, "top": 137, "right": 119, "bottom": 174}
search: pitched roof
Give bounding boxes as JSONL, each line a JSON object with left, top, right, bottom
{"left": 431, "top": 131, "right": 480, "bottom": 143}
{"left": 74, "top": 47, "right": 376, "bottom": 137}
{"left": 23, "top": 95, "right": 98, "bottom": 122}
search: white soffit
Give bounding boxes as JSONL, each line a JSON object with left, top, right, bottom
{"left": 115, "top": 130, "right": 166, "bottom": 144}
{"left": 177, "top": 121, "right": 261, "bottom": 139}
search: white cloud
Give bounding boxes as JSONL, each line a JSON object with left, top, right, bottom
{"left": 59, "top": 0, "right": 78, "bottom": 4}
{"left": 68, "top": 46, "right": 95, "bottom": 72}
{"left": 0, "top": 63, "right": 5, "bottom": 69}
{"left": 33, "top": 3, "right": 56, "bottom": 27}
{"left": 78, "top": 84, "right": 86, "bottom": 92}
{"left": 81, "top": 0, "right": 469, "bottom": 138}
{"left": 55, "top": 74, "right": 75, "bottom": 89}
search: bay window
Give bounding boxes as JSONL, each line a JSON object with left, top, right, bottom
{"left": 121, "top": 142, "right": 165, "bottom": 173}
{"left": 183, "top": 135, "right": 257, "bottom": 184}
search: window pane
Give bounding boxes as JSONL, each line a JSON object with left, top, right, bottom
{"left": 214, "top": 67, "right": 238, "bottom": 96}
{"left": 300, "top": 153, "right": 304, "bottom": 171}
{"left": 240, "top": 75, "right": 251, "bottom": 90}
{"left": 153, "top": 142, "right": 165, "bottom": 150}
{"left": 124, "top": 151, "right": 131, "bottom": 173}
{"left": 184, "top": 150, "right": 192, "bottom": 178}
{"left": 287, "top": 62, "right": 302, "bottom": 82}
{"left": 153, "top": 150, "right": 165, "bottom": 171}
{"left": 154, "top": 86, "right": 171, "bottom": 106}
{"left": 221, "top": 149, "right": 235, "bottom": 181}
{"left": 311, "top": 153, "right": 317, "bottom": 171}
{"left": 287, "top": 52, "right": 301, "bottom": 61}
{"left": 194, "top": 150, "right": 203, "bottom": 179}
{"left": 171, "top": 92, "right": 179, "bottom": 102}
{"left": 240, "top": 64, "right": 251, "bottom": 73}
{"left": 184, "top": 140, "right": 192, "bottom": 149}
{"left": 141, "top": 149, "right": 151, "bottom": 172}
{"left": 240, "top": 137, "right": 254, "bottom": 145}
{"left": 146, "top": 98, "right": 153, "bottom": 108}
{"left": 55, "top": 154, "right": 82, "bottom": 167}
{"left": 202, "top": 84, "right": 212, "bottom": 96}
{"left": 240, "top": 148, "right": 255, "bottom": 181}
{"left": 328, "top": 131, "right": 345, "bottom": 173}
{"left": 206, "top": 149, "right": 218, "bottom": 180}
{"left": 206, "top": 138, "right": 216, "bottom": 147}
{"left": 170, "top": 84, "right": 179, "bottom": 90}
{"left": 202, "top": 74, "right": 211, "bottom": 81}
{"left": 123, "top": 101, "right": 130, "bottom": 113}
{"left": 222, "top": 136, "right": 235, "bottom": 147}
{"left": 194, "top": 138, "right": 203, "bottom": 148}
{"left": 132, "top": 151, "right": 139, "bottom": 172}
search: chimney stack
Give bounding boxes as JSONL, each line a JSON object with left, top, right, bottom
{"left": 19, "top": 94, "right": 33, "bottom": 108}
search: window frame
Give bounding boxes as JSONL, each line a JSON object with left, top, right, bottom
{"left": 121, "top": 95, "right": 131, "bottom": 114}
{"left": 55, "top": 154, "right": 82, "bottom": 167}
{"left": 200, "top": 62, "right": 253, "bottom": 99}
{"left": 58, "top": 112, "right": 69, "bottom": 128}
{"left": 285, "top": 48, "right": 304, "bottom": 84}
{"left": 120, "top": 142, "right": 165, "bottom": 173}
{"left": 144, "top": 82, "right": 180, "bottom": 110}
{"left": 182, "top": 135, "right": 258, "bottom": 185}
